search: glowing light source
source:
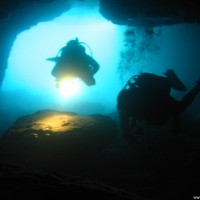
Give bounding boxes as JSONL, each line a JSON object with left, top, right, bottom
{"left": 57, "top": 78, "right": 82, "bottom": 98}
{"left": 1, "top": 1, "right": 124, "bottom": 109}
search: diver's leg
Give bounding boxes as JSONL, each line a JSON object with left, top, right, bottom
{"left": 179, "top": 80, "right": 200, "bottom": 112}
{"left": 78, "top": 66, "right": 96, "bottom": 86}
{"left": 164, "top": 69, "right": 187, "bottom": 91}
{"left": 84, "top": 77, "right": 95, "bottom": 86}
{"left": 119, "top": 111, "right": 141, "bottom": 144}
{"left": 119, "top": 110, "right": 131, "bottom": 140}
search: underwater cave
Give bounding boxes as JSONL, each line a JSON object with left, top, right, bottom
{"left": 0, "top": 0, "right": 200, "bottom": 199}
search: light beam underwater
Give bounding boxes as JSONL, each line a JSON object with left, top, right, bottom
{"left": 57, "top": 78, "right": 82, "bottom": 98}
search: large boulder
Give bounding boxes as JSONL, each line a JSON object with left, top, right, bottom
{"left": 0, "top": 110, "right": 117, "bottom": 176}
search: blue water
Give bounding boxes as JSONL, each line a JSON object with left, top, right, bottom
{"left": 0, "top": 1, "right": 200, "bottom": 134}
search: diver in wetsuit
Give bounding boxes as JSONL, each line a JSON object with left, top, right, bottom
{"left": 117, "top": 69, "right": 200, "bottom": 141}
{"left": 47, "top": 38, "right": 100, "bottom": 87}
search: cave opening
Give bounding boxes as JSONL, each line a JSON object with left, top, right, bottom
{"left": 0, "top": 0, "right": 200, "bottom": 136}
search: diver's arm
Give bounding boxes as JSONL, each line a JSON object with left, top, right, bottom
{"left": 180, "top": 79, "right": 200, "bottom": 112}
{"left": 87, "top": 56, "right": 100, "bottom": 75}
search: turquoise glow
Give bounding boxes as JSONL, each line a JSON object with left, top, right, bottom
{"left": 2, "top": 0, "right": 200, "bottom": 125}
{"left": 2, "top": 2, "right": 125, "bottom": 113}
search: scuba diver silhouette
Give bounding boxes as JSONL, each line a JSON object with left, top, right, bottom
{"left": 117, "top": 69, "right": 200, "bottom": 142}
{"left": 47, "top": 38, "right": 100, "bottom": 87}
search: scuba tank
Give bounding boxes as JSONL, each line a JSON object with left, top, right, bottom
{"left": 49, "top": 38, "right": 96, "bottom": 86}
{"left": 46, "top": 38, "right": 93, "bottom": 61}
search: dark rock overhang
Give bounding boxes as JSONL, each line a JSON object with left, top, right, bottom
{"left": 0, "top": 0, "right": 200, "bottom": 87}
{"left": 99, "top": 0, "right": 200, "bottom": 27}
{"left": 1, "top": 0, "right": 200, "bottom": 26}
{"left": 0, "top": 0, "right": 53, "bottom": 19}
{"left": 0, "top": 0, "right": 71, "bottom": 86}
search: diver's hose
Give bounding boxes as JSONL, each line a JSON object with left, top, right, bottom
{"left": 56, "top": 48, "right": 64, "bottom": 57}
{"left": 79, "top": 42, "right": 93, "bottom": 57}
{"left": 55, "top": 41, "right": 93, "bottom": 58}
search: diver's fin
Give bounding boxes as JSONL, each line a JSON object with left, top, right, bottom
{"left": 164, "top": 69, "right": 187, "bottom": 91}
{"left": 46, "top": 57, "right": 60, "bottom": 62}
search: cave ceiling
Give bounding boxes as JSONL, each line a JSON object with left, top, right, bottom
{"left": 0, "top": 0, "right": 200, "bottom": 86}
{"left": 100, "top": 0, "right": 200, "bottom": 27}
